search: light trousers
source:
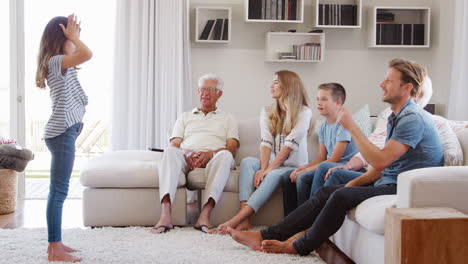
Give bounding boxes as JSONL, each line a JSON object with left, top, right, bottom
{"left": 158, "top": 146, "right": 235, "bottom": 206}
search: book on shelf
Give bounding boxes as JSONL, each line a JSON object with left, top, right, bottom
{"left": 248, "top": 0, "right": 261, "bottom": 19}
{"left": 319, "top": 4, "right": 357, "bottom": 26}
{"left": 290, "top": 0, "right": 297, "bottom": 20}
{"left": 341, "top": 5, "right": 354, "bottom": 26}
{"left": 249, "top": 0, "right": 298, "bottom": 21}
{"left": 292, "top": 43, "right": 321, "bottom": 61}
{"left": 377, "top": 12, "right": 395, "bottom": 21}
{"left": 352, "top": 5, "right": 357, "bottom": 25}
{"left": 199, "top": 20, "right": 215, "bottom": 40}
{"left": 413, "top": 24, "right": 425, "bottom": 45}
{"left": 222, "top": 19, "right": 229, "bottom": 40}
{"left": 213, "top": 19, "right": 224, "bottom": 40}
{"left": 376, "top": 23, "right": 425, "bottom": 45}
{"left": 278, "top": 52, "right": 296, "bottom": 60}
{"left": 403, "top": 24, "right": 412, "bottom": 45}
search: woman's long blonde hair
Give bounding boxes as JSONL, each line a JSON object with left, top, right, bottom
{"left": 268, "top": 70, "right": 309, "bottom": 136}
{"left": 36, "top": 16, "right": 68, "bottom": 89}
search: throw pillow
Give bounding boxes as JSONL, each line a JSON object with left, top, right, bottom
{"left": 432, "top": 115, "right": 464, "bottom": 166}
{"left": 352, "top": 104, "right": 373, "bottom": 137}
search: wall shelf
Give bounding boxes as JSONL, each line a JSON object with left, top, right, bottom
{"left": 244, "top": 0, "right": 304, "bottom": 23}
{"left": 265, "top": 32, "right": 325, "bottom": 62}
{"left": 314, "top": 0, "right": 362, "bottom": 28}
{"left": 195, "top": 7, "right": 232, "bottom": 43}
{"left": 369, "top": 6, "right": 430, "bottom": 48}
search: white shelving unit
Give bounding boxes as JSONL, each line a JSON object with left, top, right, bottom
{"left": 195, "top": 7, "right": 231, "bottom": 43}
{"left": 244, "top": 0, "right": 304, "bottom": 23}
{"left": 265, "top": 32, "right": 325, "bottom": 62}
{"left": 314, "top": 0, "right": 362, "bottom": 28}
{"left": 369, "top": 6, "right": 430, "bottom": 48}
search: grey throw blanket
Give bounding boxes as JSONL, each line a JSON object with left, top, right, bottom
{"left": 0, "top": 144, "right": 34, "bottom": 172}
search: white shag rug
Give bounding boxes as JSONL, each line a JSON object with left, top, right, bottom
{"left": 0, "top": 227, "right": 326, "bottom": 264}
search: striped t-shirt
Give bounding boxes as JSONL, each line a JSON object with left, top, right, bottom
{"left": 43, "top": 55, "right": 88, "bottom": 139}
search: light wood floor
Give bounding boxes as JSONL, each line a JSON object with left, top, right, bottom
{"left": 0, "top": 199, "right": 353, "bottom": 264}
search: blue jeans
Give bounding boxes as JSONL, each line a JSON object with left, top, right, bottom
{"left": 45, "top": 123, "right": 82, "bottom": 243}
{"left": 310, "top": 162, "right": 366, "bottom": 196}
{"left": 239, "top": 157, "right": 295, "bottom": 212}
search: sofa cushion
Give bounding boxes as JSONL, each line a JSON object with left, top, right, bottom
{"left": 235, "top": 118, "right": 260, "bottom": 166}
{"left": 186, "top": 167, "right": 240, "bottom": 192}
{"left": 80, "top": 150, "right": 186, "bottom": 188}
{"left": 354, "top": 195, "right": 397, "bottom": 235}
{"left": 456, "top": 129, "right": 468, "bottom": 165}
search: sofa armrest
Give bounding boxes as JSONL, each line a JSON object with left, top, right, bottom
{"left": 396, "top": 166, "right": 468, "bottom": 214}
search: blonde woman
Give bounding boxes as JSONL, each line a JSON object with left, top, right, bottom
{"left": 218, "top": 70, "right": 312, "bottom": 233}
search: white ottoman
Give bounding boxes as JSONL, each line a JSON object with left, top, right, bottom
{"left": 80, "top": 150, "right": 187, "bottom": 227}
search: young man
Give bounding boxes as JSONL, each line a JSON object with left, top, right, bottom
{"left": 151, "top": 74, "right": 239, "bottom": 234}
{"left": 227, "top": 58, "right": 443, "bottom": 255}
{"left": 282, "top": 83, "right": 358, "bottom": 214}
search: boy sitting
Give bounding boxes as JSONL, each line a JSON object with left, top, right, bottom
{"left": 282, "top": 83, "right": 358, "bottom": 215}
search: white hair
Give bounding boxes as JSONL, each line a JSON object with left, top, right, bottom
{"left": 416, "top": 75, "right": 432, "bottom": 108}
{"left": 198, "top": 74, "right": 224, "bottom": 90}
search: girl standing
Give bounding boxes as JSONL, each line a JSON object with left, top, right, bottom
{"left": 36, "top": 14, "right": 92, "bottom": 262}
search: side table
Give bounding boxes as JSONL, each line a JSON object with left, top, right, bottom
{"left": 385, "top": 207, "right": 468, "bottom": 264}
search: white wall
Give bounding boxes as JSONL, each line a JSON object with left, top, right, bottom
{"left": 190, "top": 0, "right": 454, "bottom": 120}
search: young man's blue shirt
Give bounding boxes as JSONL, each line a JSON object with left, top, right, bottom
{"left": 376, "top": 99, "right": 443, "bottom": 186}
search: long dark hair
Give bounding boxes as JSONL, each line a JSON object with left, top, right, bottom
{"left": 36, "top": 16, "right": 68, "bottom": 89}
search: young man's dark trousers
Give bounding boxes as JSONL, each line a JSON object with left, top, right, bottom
{"left": 260, "top": 183, "right": 397, "bottom": 255}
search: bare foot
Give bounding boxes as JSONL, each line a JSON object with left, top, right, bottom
{"left": 47, "top": 243, "right": 80, "bottom": 253}
{"left": 261, "top": 240, "right": 298, "bottom": 254}
{"left": 217, "top": 219, "right": 239, "bottom": 235}
{"left": 62, "top": 243, "right": 80, "bottom": 253}
{"left": 227, "top": 227, "right": 262, "bottom": 251}
{"left": 235, "top": 218, "right": 252, "bottom": 231}
{"left": 48, "top": 245, "right": 82, "bottom": 262}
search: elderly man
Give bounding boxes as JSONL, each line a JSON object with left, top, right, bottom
{"left": 227, "top": 58, "right": 443, "bottom": 255}
{"left": 151, "top": 74, "right": 239, "bottom": 234}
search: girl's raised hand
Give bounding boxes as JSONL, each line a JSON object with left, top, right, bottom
{"left": 59, "top": 14, "right": 81, "bottom": 41}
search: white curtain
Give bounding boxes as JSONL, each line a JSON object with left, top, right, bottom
{"left": 111, "top": 0, "right": 192, "bottom": 150}
{"left": 448, "top": 0, "right": 468, "bottom": 120}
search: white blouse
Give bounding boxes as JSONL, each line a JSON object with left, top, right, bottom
{"left": 259, "top": 106, "right": 313, "bottom": 167}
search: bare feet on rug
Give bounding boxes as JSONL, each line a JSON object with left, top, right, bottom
{"left": 235, "top": 218, "right": 252, "bottom": 231}
{"left": 217, "top": 222, "right": 232, "bottom": 235}
{"left": 48, "top": 242, "right": 82, "bottom": 262}
{"left": 261, "top": 240, "right": 298, "bottom": 254}
{"left": 217, "top": 218, "right": 241, "bottom": 234}
{"left": 47, "top": 242, "right": 80, "bottom": 253}
{"left": 226, "top": 227, "right": 262, "bottom": 251}
{"left": 150, "top": 215, "right": 173, "bottom": 234}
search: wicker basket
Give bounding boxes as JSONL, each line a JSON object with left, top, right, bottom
{"left": 0, "top": 169, "right": 17, "bottom": 214}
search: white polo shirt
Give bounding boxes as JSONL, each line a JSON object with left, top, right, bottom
{"left": 171, "top": 108, "right": 239, "bottom": 152}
